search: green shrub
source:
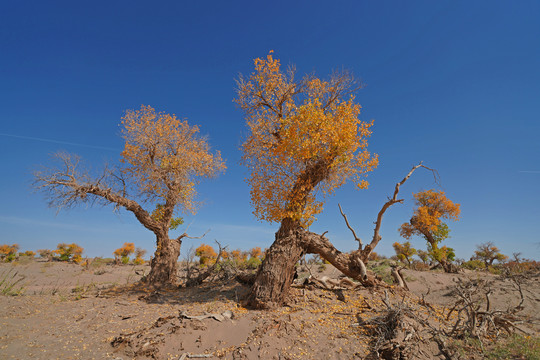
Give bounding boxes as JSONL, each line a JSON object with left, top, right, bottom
{"left": 245, "top": 257, "right": 262, "bottom": 269}
{"left": 54, "top": 243, "right": 84, "bottom": 263}
{"left": 461, "top": 259, "right": 485, "bottom": 270}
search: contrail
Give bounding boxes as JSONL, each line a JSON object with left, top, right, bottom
{"left": 0, "top": 132, "right": 119, "bottom": 151}
{"left": 519, "top": 170, "right": 540, "bottom": 174}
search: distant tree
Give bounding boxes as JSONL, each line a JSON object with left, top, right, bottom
{"left": 249, "top": 247, "right": 263, "bottom": 259}
{"left": 34, "top": 105, "right": 225, "bottom": 285}
{"left": 399, "top": 190, "right": 460, "bottom": 272}
{"left": 55, "top": 243, "right": 83, "bottom": 263}
{"left": 114, "top": 242, "right": 135, "bottom": 264}
{"left": 392, "top": 241, "right": 417, "bottom": 267}
{"left": 230, "top": 249, "right": 248, "bottom": 265}
{"left": 472, "top": 242, "right": 508, "bottom": 269}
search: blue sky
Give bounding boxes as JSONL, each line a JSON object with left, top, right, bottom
{"left": 1, "top": 1, "right": 539, "bottom": 260}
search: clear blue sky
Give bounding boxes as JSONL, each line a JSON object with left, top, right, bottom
{"left": 1, "top": 1, "right": 539, "bottom": 260}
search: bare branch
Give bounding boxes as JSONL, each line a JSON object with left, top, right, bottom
{"left": 33, "top": 152, "right": 161, "bottom": 234}
{"left": 176, "top": 229, "right": 210, "bottom": 242}
{"left": 338, "top": 203, "right": 362, "bottom": 247}
{"left": 364, "top": 162, "right": 437, "bottom": 257}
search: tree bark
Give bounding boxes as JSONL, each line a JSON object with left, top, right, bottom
{"left": 247, "top": 219, "right": 381, "bottom": 309}
{"left": 145, "top": 232, "right": 181, "bottom": 285}
{"left": 247, "top": 218, "right": 305, "bottom": 309}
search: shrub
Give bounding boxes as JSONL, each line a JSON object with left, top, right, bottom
{"left": 55, "top": 243, "right": 84, "bottom": 263}
{"left": 23, "top": 251, "right": 35, "bottom": 257}
{"left": 38, "top": 249, "right": 54, "bottom": 261}
{"left": 502, "top": 259, "right": 540, "bottom": 274}
{"left": 461, "top": 259, "right": 485, "bottom": 271}
{"left": 133, "top": 247, "right": 147, "bottom": 265}
{"left": 245, "top": 256, "right": 262, "bottom": 269}
{"left": 195, "top": 244, "right": 217, "bottom": 266}
{"left": 113, "top": 243, "right": 135, "bottom": 264}
{"left": 0, "top": 244, "right": 19, "bottom": 262}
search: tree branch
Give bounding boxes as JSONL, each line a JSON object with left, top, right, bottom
{"left": 338, "top": 203, "right": 362, "bottom": 247}
{"left": 302, "top": 230, "right": 375, "bottom": 285}
{"left": 176, "top": 229, "right": 210, "bottom": 243}
{"left": 364, "top": 162, "right": 437, "bottom": 258}
{"left": 33, "top": 152, "right": 162, "bottom": 234}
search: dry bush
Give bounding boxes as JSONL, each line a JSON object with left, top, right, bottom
{"left": 37, "top": 249, "right": 54, "bottom": 261}
{"left": 133, "top": 247, "right": 147, "bottom": 265}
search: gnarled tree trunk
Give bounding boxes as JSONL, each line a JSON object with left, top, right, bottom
{"left": 247, "top": 218, "right": 305, "bottom": 309}
{"left": 146, "top": 232, "right": 181, "bottom": 285}
{"left": 246, "top": 164, "right": 435, "bottom": 308}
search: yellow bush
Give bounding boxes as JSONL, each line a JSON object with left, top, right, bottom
{"left": 113, "top": 242, "right": 135, "bottom": 264}
{"left": 195, "top": 244, "right": 217, "bottom": 266}
{"left": 55, "top": 243, "right": 84, "bottom": 262}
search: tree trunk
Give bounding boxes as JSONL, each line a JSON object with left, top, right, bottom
{"left": 247, "top": 218, "right": 305, "bottom": 309}
{"left": 146, "top": 233, "right": 181, "bottom": 286}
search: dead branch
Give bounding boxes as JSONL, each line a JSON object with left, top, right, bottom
{"left": 302, "top": 230, "right": 375, "bottom": 285}
{"left": 33, "top": 152, "right": 162, "bottom": 234}
{"left": 338, "top": 203, "right": 362, "bottom": 246}
{"left": 445, "top": 278, "right": 535, "bottom": 338}
{"left": 176, "top": 229, "right": 210, "bottom": 243}
{"left": 362, "top": 162, "right": 438, "bottom": 258}
{"left": 390, "top": 266, "right": 409, "bottom": 290}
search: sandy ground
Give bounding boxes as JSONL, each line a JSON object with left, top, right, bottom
{"left": 1, "top": 259, "right": 538, "bottom": 359}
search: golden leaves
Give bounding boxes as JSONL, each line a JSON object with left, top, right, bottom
{"left": 120, "top": 105, "right": 226, "bottom": 214}
{"left": 236, "top": 53, "right": 378, "bottom": 225}
{"left": 113, "top": 243, "right": 135, "bottom": 258}
{"left": 399, "top": 190, "right": 460, "bottom": 243}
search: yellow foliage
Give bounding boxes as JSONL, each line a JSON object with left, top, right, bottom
{"left": 393, "top": 241, "right": 417, "bottom": 265}
{"left": 55, "top": 243, "right": 83, "bottom": 262}
{"left": 120, "top": 105, "right": 226, "bottom": 214}
{"left": 133, "top": 257, "right": 145, "bottom": 265}
{"left": 249, "top": 247, "right": 262, "bottom": 259}
{"left": 231, "top": 249, "right": 248, "bottom": 263}
{"left": 195, "top": 244, "right": 217, "bottom": 266}
{"left": 399, "top": 189, "right": 460, "bottom": 241}
{"left": 236, "top": 53, "right": 378, "bottom": 225}
{"left": 0, "top": 244, "right": 19, "bottom": 256}
{"left": 114, "top": 242, "right": 135, "bottom": 258}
